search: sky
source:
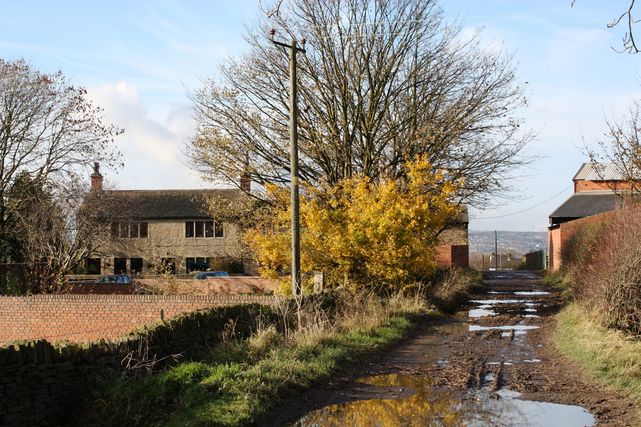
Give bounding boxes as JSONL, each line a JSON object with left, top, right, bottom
{"left": 0, "top": 0, "right": 639, "bottom": 232}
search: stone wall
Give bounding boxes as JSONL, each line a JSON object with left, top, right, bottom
{"left": 437, "top": 224, "right": 468, "bottom": 246}
{"left": 0, "top": 294, "right": 276, "bottom": 345}
{"left": 0, "top": 303, "right": 277, "bottom": 426}
{"left": 96, "top": 219, "right": 246, "bottom": 274}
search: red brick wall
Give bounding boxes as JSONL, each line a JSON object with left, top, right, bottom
{"left": 548, "top": 226, "right": 562, "bottom": 271}
{"left": 574, "top": 180, "right": 633, "bottom": 193}
{"left": 547, "top": 210, "right": 615, "bottom": 271}
{"left": 0, "top": 294, "right": 275, "bottom": 345}
{"left": 436, "top": 245, "right": 469, "bottom": 268}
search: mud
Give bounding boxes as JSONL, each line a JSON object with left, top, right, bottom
{"left": 261, "top": 271, "right": 637, "bottom": 426}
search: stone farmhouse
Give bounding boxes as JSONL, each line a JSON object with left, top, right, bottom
{"left": 547, "top": 162, "right": 629, "bottom": 271}
{"left": 85, "top": 164, "right": 468, "bottom": 275}
{"left": 85, "top": 164, "right": 248, "bottom": 275}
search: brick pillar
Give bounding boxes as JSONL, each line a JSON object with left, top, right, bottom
{"left": 240, "top": 173, "right": 251, "bottom": 193}
{"left": 91, "top": 162, "right": 103, "bottom": 192}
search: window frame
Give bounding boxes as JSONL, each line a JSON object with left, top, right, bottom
{"left": 111, "top": 221, "right": 149, "bottom": 239}
{"left": 130, "top": 222, "right": 139, "bottom": 238}
{"left": 185, "top": 220, "right": 222, "bottom": 239}
{"left": 214, "top": 221, "right": 224, "bottom": 238}
{"left": 185, "top": 221, "right": 194, "bottom": 238}
{"left": 139, "top": 222, "right": 148, "bottom": 238}
{"left": 194, "top": 221, "right": 205, "bottom": 238}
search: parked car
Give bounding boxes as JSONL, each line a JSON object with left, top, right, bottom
{"left": 194, "top": 271, "right": 230, "bottom": 280}
{"left": 94, "top": 274, "right": 133, "bottom": 285}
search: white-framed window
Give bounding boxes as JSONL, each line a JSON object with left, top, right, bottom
{"left": 185, "top": 221, "right": 223, "bottom": 238}
{"left": 111, "top": 221, "right": 148, "bottom": 238}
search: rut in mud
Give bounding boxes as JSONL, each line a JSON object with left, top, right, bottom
{"left": 264, "top": 271, "right": 637, "bottom": 426}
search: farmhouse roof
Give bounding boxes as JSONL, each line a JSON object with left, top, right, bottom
{"left": 549, "top": 191, "right": 622, "bottom": 223}
{"left": 89, "top": 189, "right": 241, "bottom": 220}
{"left": 573, "top": 162, "right": 627, "bottom": 181}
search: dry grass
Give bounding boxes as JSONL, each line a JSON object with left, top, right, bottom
{"left": 427, "top": 267, "right": 479, "bottom": 313}
{"left": 565, "top": 205, "right": 641, "bottom": 334}
{"left": 247, "top": 325, "right": 282, "bottom": 359}
{"left": 555, "top": 303, "right": 641, "bottom": 417}
{"left": 134, "top": 277, "right": 276, "bottom": 295}
{"left": 278, "top": 288, "right": 430, "bottom": 349}
{"left": 93, "top": 289, "right": 433, "bottom": 427}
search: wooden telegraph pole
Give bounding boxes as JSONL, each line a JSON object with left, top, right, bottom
{"left": 495, "top": 230, "right": 499, "bottom": 270}
{"left": 270, "top": 30, "right": 306, "bottom": 295}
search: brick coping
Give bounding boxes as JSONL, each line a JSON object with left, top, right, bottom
{"left": 0, "top": 294, "right": 277, "bottom": 302}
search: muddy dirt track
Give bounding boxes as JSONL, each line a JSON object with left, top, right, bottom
{"left": 263, "top": 271, "right": 637, "bottom": 426}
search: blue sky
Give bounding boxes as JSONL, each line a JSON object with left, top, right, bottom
{"left": 0, "top": 0, "right": 639, "bottom": 232}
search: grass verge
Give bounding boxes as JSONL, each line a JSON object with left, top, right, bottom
{"left": 554, "top": 303, "right": 641, "bottom": 418}
{"left": 84, "top": 294, "right": 437, "bottom": 427}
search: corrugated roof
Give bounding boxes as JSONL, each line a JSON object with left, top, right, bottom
{"left": 89, "top": 189, "right": 241, "bottom": 220}
{"left": 573, "top": 162, "right": 625, "bottom": 181}
{"left": 549, "top": 191, "right": 622, "bottom": 222}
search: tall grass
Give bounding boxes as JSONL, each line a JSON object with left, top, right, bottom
{"left": 563, "top": 205, "right": 641, "bottom": 335}
{"left": 555, "top": 304, "right": 641, "bottom": 416}
{"left": 82, "top": 289, "right": 435, "bottom": 427}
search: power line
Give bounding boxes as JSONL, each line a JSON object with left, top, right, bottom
{"left": 471, "top": 186, "right": 572, "bottom": 220}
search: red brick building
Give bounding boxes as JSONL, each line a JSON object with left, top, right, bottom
{"left": 547, "top": 163, "right": 627, "bottom": 271}
{"left": 436, "top": 206, "right": 469, "bottom": 268}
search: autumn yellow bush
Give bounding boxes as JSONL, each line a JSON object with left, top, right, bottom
{"left": 246, "top": 156, "right": 461, "bottom": 290}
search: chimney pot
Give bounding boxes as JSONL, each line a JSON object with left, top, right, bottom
{"left": 240, "top": 173, "right": 251, "bottom": 193}
{"left": 91, "top": 162, "right": 103, "bottom": 192}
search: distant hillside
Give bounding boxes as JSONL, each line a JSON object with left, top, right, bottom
{"left": 469, "top": 230, "right": 547, "bottom": 256}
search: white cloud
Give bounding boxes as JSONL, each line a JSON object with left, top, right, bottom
{"left": 459, "top": 25, "right": 505, "bottom": 55}
{"left": 543, "top": 27, "right": 611, "bottom": 74}
{"left": 86, "top": 81, "right": 205, "bottom": 190}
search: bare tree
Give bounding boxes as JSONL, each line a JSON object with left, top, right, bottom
{"left": 0, "top": 59, "right": 122, "bottom": 264}
{"left": 572, "top": 0, "right": 640, "bottom": 54}
{"left": 189, "top": 0, "right": 532, "bottom": 207}
{"left": 2, "top": 175, "right": 116, "bottom": 293}
{"left": 0, "top": 59, "right": 122, "bottom": 292}
{"left": 585, "top": 100, "right": 641, "bottom": 192}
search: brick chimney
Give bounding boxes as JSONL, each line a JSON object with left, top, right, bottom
{"left": 240, "top": 172, "right": 251, "bottom": 193}
{"left": 91, "top": 162, "right": 103, "bottom": 192}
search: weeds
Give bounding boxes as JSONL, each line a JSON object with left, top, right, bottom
{"left": 427, "top": 267, "right": 479, "bottom": 313}
{"left": 555, "top": 304, "right": 641, "bottom": 420}
{"left": 84, "top": 289, "right": 437, "bottom": 427}
{"left": 562, "top": 205, "right": 641, "bottom": 334}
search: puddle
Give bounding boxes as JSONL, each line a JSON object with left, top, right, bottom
{"left": 469, "top": 324, "right": 539, "bottom": 332}
{"left": 473, "top": 388, "right": 596, "bottom": 427}
{"left": 291, "top": 373, "right": 595, "bottom": 427}
{"left": 523, "top": 359, "right": 542, "bottom": 363}
{"left": 501, "top": 331, "right": 527, "bottom": 337}
{"left": 514, "top": 291, "right": 550, "bottom": 296}
{"left": 524, "top": 308, "right": 537, "bottom": 312}
{"left": 469, "top": 308, "right": 497, "bottom": 318}
{"left": 471, "top": 299, "right": 527, "bottom": 305}
{"left": 524, "top": 314, "right": 540, "bottom": 318}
